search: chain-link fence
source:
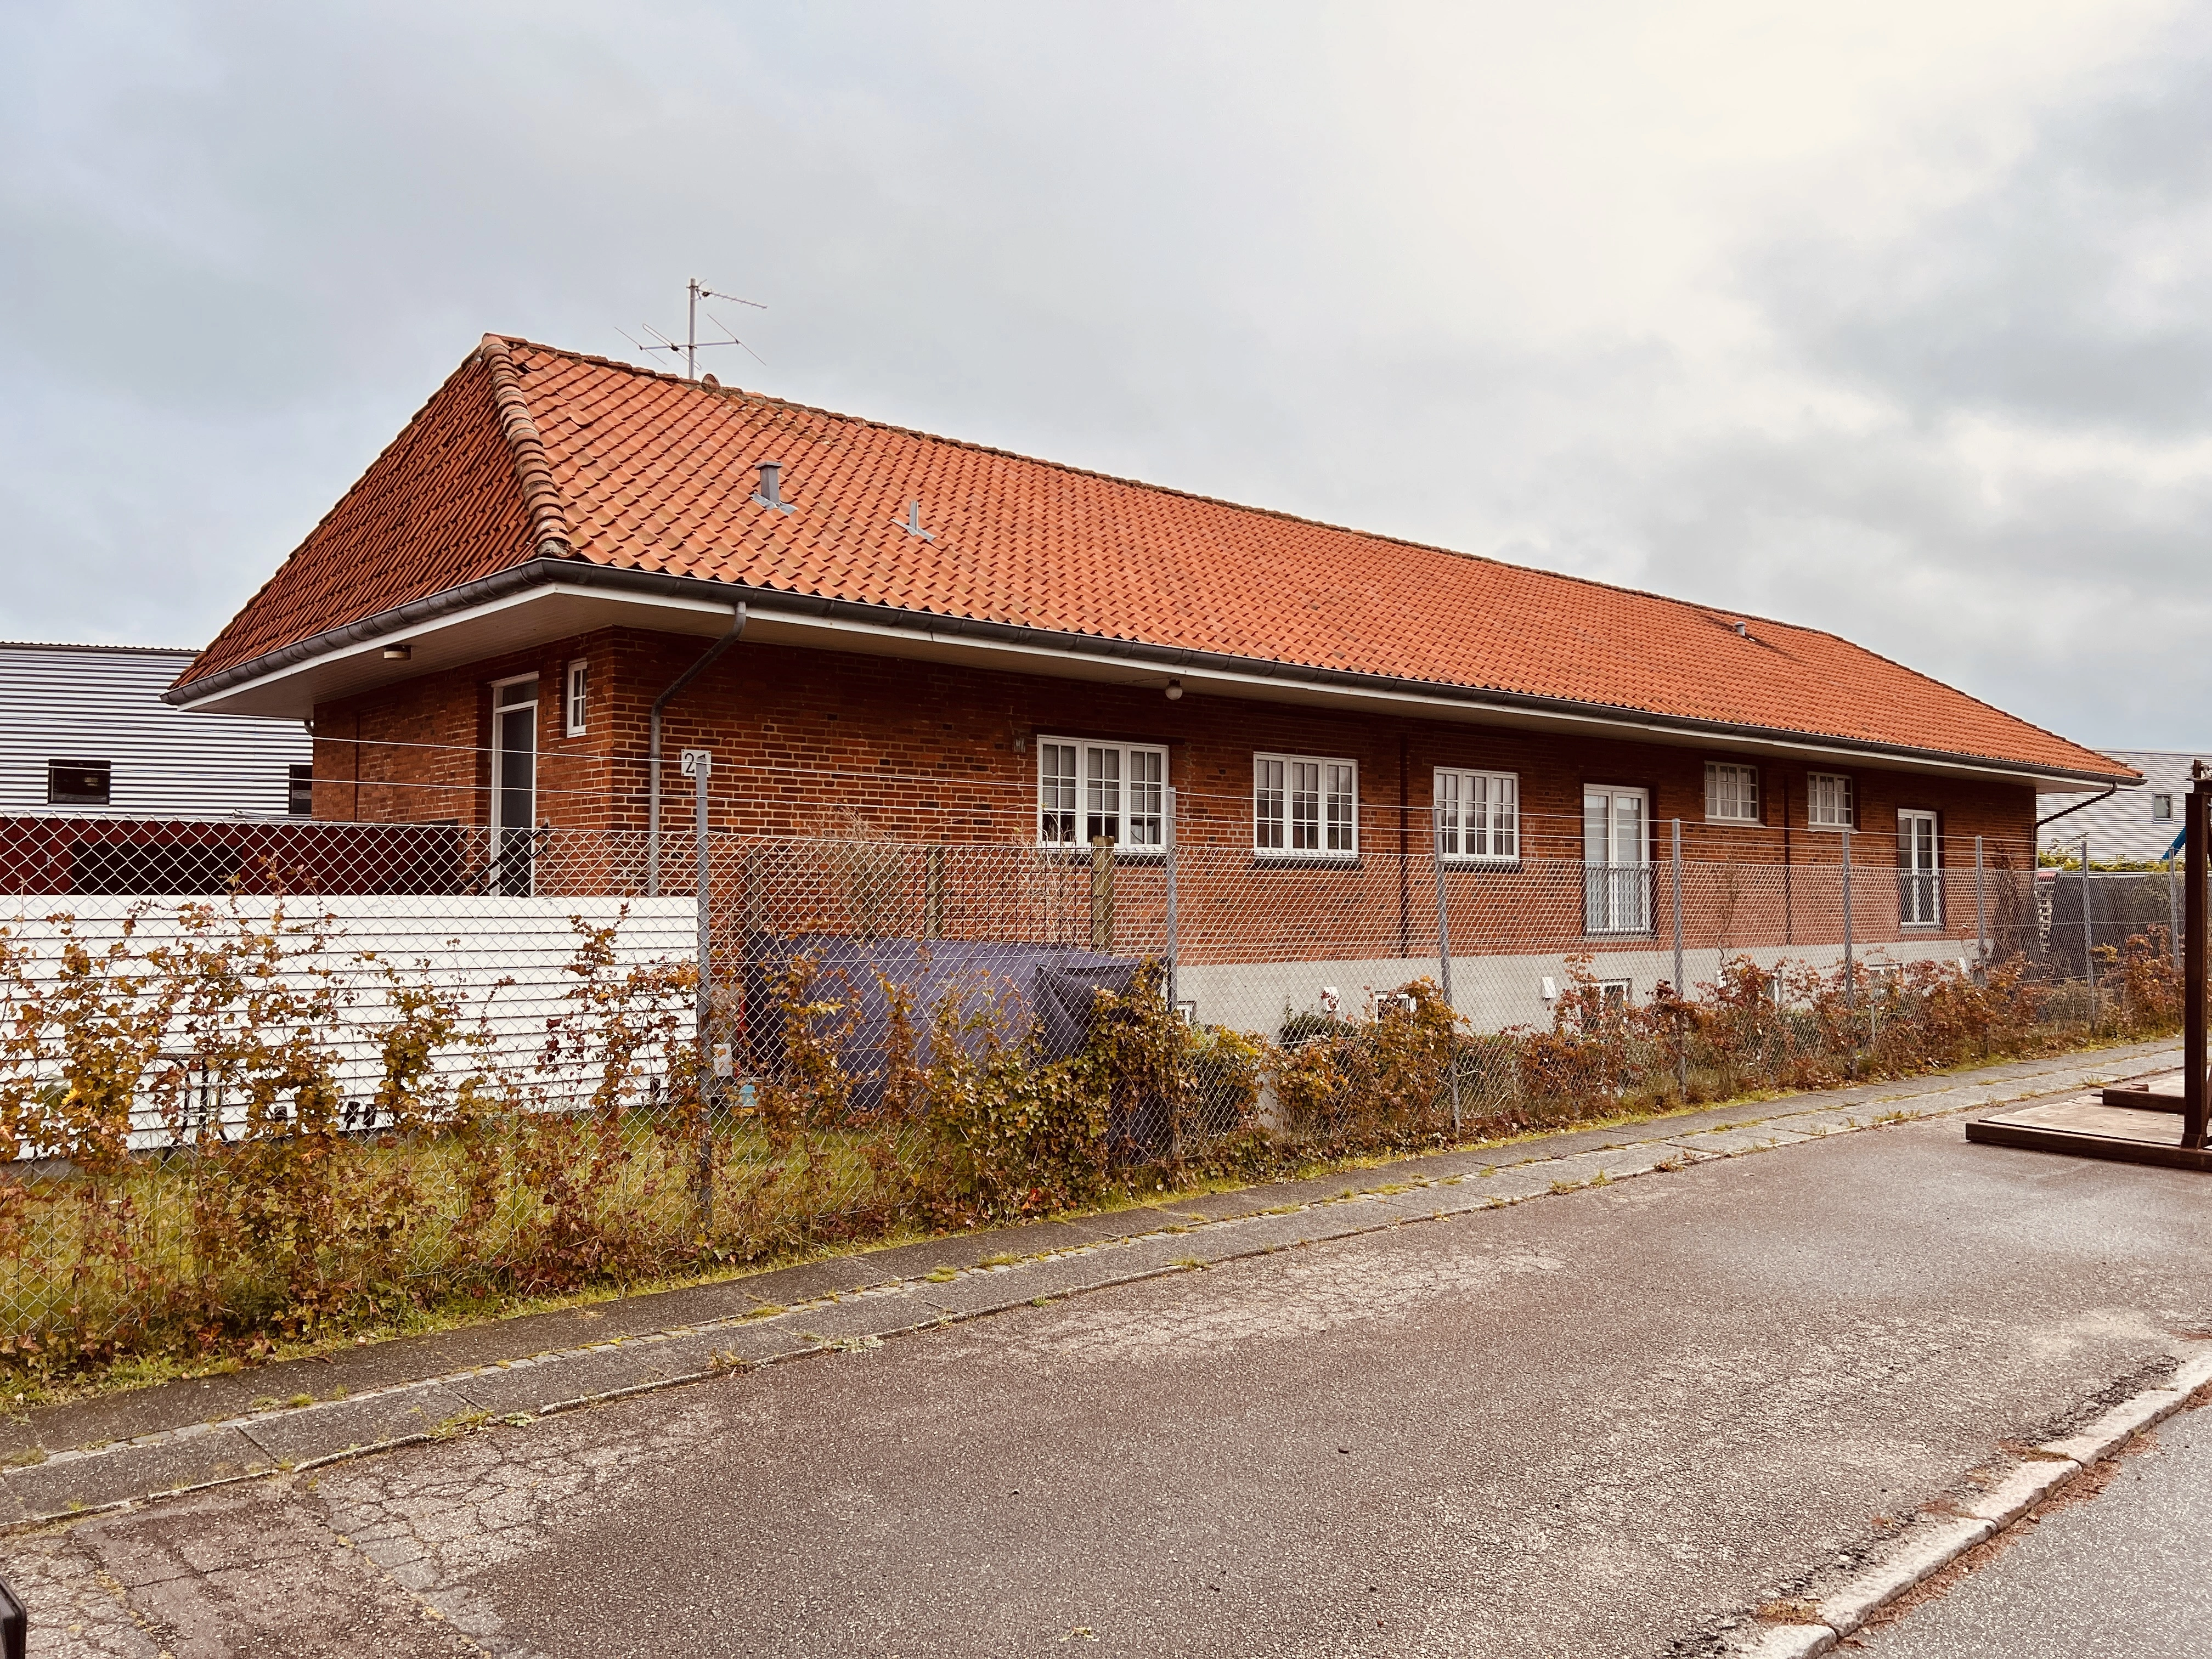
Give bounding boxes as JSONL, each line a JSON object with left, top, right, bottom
{"left": 0, "top": 798, "right": 2182, "bottom": 1378}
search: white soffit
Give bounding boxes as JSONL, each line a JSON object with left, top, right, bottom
{"left": 175, "top": 585, "right": 735, "bottom": 717}
{"left": 181, "top": 583, "right": 2082, "bottom": 789}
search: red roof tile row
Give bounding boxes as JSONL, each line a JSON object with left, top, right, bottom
{"left": 179, "top": 336, "right": 2126, "bottom": 782}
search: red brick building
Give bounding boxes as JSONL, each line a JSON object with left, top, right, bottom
{"left": 167, "top": 336, "right": 2130, "bottom": 1028}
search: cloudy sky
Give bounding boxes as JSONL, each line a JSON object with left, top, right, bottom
{"left": 4, "top": 1, "right": 2208, "bottom": 751}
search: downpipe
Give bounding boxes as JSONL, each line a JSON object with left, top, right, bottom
{"left": 647, "top": 605, "right": 746, "bottom": 896}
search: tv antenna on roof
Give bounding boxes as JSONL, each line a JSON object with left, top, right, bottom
{"left": 618, "top": 278, "right": 766, "bottom": 381}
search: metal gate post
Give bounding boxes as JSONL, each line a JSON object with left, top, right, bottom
{"left": 682, "top": 747, "right": 715, "bottom": 1230}
{"left": 1432, "top": 805, "right": 1461, "bottom": 1136}
{"left": 1974, "top": 835, "right": 1987, "bottom": 977}
{"left": 2187, "top": 766, "right": 2207, "bottom": 1149}
{"left": 1671, "top": 819, "right": 1686, "bottom": 1099}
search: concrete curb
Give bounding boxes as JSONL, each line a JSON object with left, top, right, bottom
{"left": 1726, "top": 1352, "right": 2212, "bottom": 1654}
{"left": 1, "top": 1041, "right": 2180, "bottom": 1532}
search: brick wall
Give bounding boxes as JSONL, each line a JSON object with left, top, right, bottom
{"left": 311, "top": 628, "right": 2040, "bottom": 958}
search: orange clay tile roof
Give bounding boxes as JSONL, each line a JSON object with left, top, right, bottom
{"left": 180, "top": 335, "right": 2128, "bottom": 782}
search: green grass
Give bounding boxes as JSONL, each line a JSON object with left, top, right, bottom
{"left": 0, "top": 1023, "right": 2172, "bottom": 1411}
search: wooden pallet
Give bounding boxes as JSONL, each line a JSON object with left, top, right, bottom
{"left": 1967, "top": 1094, "right": 2212, "bottom": 1171}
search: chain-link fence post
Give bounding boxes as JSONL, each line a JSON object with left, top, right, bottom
{"left": 2082, "top": 834, "right": 2096, "bottom": 1002}
{"left": 1090, "top": 836, "right": 1114, "bottom": 952}
{"left": 2171, "top": 851, "right": 2183, "bottom": 969}
{"left": 1841, "top": 824, "right": 1855, "bottom": 1059}
{"left": 1671, "top": 818, "right": 1686, "bottom": 1099}
{"left": 1974, "top": 834, "right": 1987, "bottom": 978}
{"left": 1164, "top": 786, "right": 1178, "bottom": 1013}
{"left": 1431, "top": 805, "right": 1461, "bottom": 1136}
{"left": 681, "top": 746, "right": 715, "bottom": 1231}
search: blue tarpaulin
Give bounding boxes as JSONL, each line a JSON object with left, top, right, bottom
{"left": 739, "top": 934, "right": 1140, "bottom": 1110}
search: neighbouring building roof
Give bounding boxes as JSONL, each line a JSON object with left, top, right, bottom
{"left": 172, "top": 335, "right": 2131, "bottom": 787}
{"left": 2040, "top": 751, "right": 2207, "bottom": 860}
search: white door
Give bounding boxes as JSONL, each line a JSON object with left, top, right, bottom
{"left": 1584, "top": 786, "right": 1650, "bottom": 934}
{"left": 1899, "top": 810, "right": 1940, "bottom": 927}
{"left": 492, "top": 678, "right": 538, "bottom": 895}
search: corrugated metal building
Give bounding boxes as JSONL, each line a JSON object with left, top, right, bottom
{"left": 2038, "top": 749, "right": 2211, "bottom": 863}
{"left": 0, "top": 644, "right": 310, "bottom": 819}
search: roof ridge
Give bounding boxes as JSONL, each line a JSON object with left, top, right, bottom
{"left": 477, "top": 335, "right": 575, "bottom": 556}
{"left": 493, "top": 334, "right": 1846, "bottom": 646}
{"left": 0, "top": 641, "right": 199, "bottom": 655}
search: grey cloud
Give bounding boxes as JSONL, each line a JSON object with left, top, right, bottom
{"left": 1750, "top": 18, "right": 2212, "bottom": 435}
{"left": 2, "top": 0, "right": 2207, "bottom": 755}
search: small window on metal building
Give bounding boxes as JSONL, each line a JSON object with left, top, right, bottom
{"left": 2153, "top": 793, "right": 2175, "bottom": 822}
{"left": 288, "top": 764, "right": 314, "bottom": 817}
{"left": 48, "top": 759, "right": 110, "bottom": 808}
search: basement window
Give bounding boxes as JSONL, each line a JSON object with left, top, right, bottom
{"left": 1255, "top": 753, "right": 1357, "bottom": 859}
{"left": 1705, "top": 762, "right": 1759, "bottom": 823}
{"left": 47, "top": 759, "right": 110, "bottom": 808}
{"left": 1038, "top": 738, "right": 1166, "bottom": 849}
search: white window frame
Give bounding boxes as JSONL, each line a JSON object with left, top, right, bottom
{"left": 2153, "top": 793, "right": 2175, "bottom": 823}
{"left": 565, "top": 659, "right": 589, "bottom": 737}
{"left": 1434, "top": 768, "right": 1519, "bottom": 863}
{"left": 47, "top": 758, "right": 112, "bottom": 809}
{"left": 1705, "top": 761, "right": 1760, "bottom": 823}
{"left": 1583, "top": 784, "right": 1651, "bottom": 935}
{"left": 1036, "top": 737, "right": 1168, "bottom": 851}
{"left": 1807, "top": 771, "right": 1855, "bottom": 830}
{"left": 1899, "top": 809, "right": 1940, "bottom": 928}
{"left": 490, "top": 674, "right": 540, "bottom": 896}
{"left": 1254, "top": 753, "right": 1358, "bottom": 860}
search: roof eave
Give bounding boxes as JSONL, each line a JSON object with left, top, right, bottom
{"left": 167, "top": 561, "right": 2138, "bottom": 790}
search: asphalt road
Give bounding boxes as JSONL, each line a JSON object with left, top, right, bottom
{"left": 11, "top": 1116, "right": 2212, "bottom": 1658}
{"left": 1857, "top": 1399, "right": 2212, "bottom": 1658}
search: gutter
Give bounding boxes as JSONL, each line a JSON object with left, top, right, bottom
{"left": 167, "top": 558, "right": 2138, "bottom": 791}
{"left": 2036, "top": 785, "right": 2120, "bottom": 831}
{"left": 165, "top": 562, "right": 557, "bottom": 707}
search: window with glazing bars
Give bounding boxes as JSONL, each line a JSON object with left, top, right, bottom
{"left": 1255, "top": 754, "right": 1357, "bottom": 857}
{"left": 1037, "top": 739, "right": 1167, "bottom": 848}
{"left": 1706, "top": 761, "right": 1759, "bottom": 822}
{"left": 1899, "top": 810, "right": 1940, "bottom": 926}
{"left": 566, "top": 660, "right": 588, "bottom": 736}
{"left": 1435, "top": 768, "right": 1519, "bottom": 861}
{"left": 1807, "top": 771, "right": 1854, "bottom": 828}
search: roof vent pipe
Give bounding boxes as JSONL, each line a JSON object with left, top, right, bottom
{"left": 753, "top": 461, "right": 793, "bottom": 513}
